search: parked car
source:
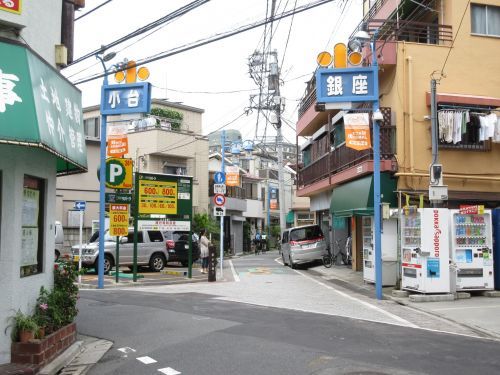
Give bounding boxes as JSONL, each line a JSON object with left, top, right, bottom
{"left": 164, "top": 231, "right": 200, "bottom": 266}
{"left": 281, "top": 224, "right": 328, "bottom": 269}
{"left": 71, "top": 228, "right": 169, "bottom": 273}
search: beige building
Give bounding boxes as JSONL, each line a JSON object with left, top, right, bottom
{"left": 296, "top": 0, "right": 500, "bottom": 270}
{"left": 56, "top": 99, "right": 208, "bottom": 250}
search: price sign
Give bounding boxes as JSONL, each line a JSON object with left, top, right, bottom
{"left": 139, "top": 179, "right": 177, "bottom": 214}
{"left": 109, "top": 204, "right": 129, "bottom": 237}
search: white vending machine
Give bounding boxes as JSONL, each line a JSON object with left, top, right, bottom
{"left": 401, "top": 208, "right": 451, "bottom": 293}
{"left": 450, "top": 208, "right": 494, "bottom": 291}
{"left": 363, "top": 216, "right": 398, "bottom": 286}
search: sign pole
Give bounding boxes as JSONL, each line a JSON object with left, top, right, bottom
{"left": 188, "top": 178, "right": 193, "bottom": 279}
{"left": 115, "top": 236, "right": 120, "bottom": 283}
{"left": 133, "top": 172, "right": 139, "bottom": 282}
{"left": 220, "top": 130, "right": 225, "bottom": 278}
{"left": 78, "top": 209, "right": 83, "bottom": 285}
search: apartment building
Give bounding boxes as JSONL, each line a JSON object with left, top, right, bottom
{"left": 296, "top": 0, "right": 500, "bottom": 270}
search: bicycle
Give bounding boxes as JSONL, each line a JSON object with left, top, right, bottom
{"left": 322, "top": 237, "right": 352, "bottom": 268}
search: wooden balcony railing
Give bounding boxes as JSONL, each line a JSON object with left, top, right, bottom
{"left": 298, "top": 108, "right": 396, "bottom": 188}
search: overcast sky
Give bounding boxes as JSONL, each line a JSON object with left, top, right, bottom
{"left": 64, "top": 0, "right": 363, "bottom": 144}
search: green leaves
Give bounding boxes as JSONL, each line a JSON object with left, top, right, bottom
{"left": 150, "top": 107, "right": 183, "bottom": 130}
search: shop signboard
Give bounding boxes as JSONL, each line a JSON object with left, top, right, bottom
{"left": 101, "top": 82, "right": 151, "bottom": 115}
{"left": 0, "top": 0, "right": 21, "bottom": 14}
{"left": 109, "top": 204, "right": 129, "bottom": 237}
{"left": 0, "top": 41, "right": 87, "bottom": 174}
{"left": 459, "top": 205, "right": 484, "bottom": 215}
{"left": 138, "top": 220, "right": 190, "bottom": 231}
{"left": 343, "top": 113, "right": 371, "bottom": 151}
{"left": 225, "top": 165, "right": 239, "bottom": 186}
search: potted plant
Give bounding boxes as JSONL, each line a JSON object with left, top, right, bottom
{"left": 10, "top": 310, "right": 38, "bottom": 343}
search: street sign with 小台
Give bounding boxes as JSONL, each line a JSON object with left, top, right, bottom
{"left": 74, "top": 201, "right": 86, "bottom": 211}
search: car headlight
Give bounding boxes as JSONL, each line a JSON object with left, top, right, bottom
{"left": 84, "top": 249, "right": 95, "bottom": 255}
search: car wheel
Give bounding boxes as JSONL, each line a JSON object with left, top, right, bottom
{"left": 94, "top": 255, "right": 114, "bottom": 275}
{"left": 289, "top": 255, "right": 296, "bottom": 269}
{"left": 149, "top": 253, "right": 166, "bottom": 272}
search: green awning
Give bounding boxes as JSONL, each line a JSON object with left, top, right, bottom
{"left": 286, "top": 211, "right": 294, "bottom": 224}
{"left": 0, "top": 41, "right": 87, "bottom": 175}
{"left": 330, "top": 173, "right": 397, "bottom": 217}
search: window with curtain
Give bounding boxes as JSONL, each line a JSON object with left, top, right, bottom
{"left": 471, "top": 4, "right": 500, "bottom": 37}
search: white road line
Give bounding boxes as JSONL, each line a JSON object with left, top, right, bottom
{"left": 137, "top": 356, "right": 158, "bottom": 364}
{"left": 117, "top": 347, "right": 136, "bottom": 353}
{"left": 294, "top": 269, "right": 418, "bottom": 328}
{"left": 432, "top": 305, "right": 500, "bottom": 311}
{"left": 229, "top": 260, "right": 240, "bottom": 282}
{"left": 158, "top": 367, "right": 181, "bottom": 375}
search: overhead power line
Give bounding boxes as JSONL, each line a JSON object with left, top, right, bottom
{"left": 67, "top": 0, "right": 211, "bottom": 68}
{"left": 75, "top": 0, "right": 113, "bottom": 21}
{"left": 72, "top": 0, "right": 337, "bottom": 85}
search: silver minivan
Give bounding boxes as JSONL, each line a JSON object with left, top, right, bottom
{"left": 281, "top": 224, "right": 328, "bottom": 269}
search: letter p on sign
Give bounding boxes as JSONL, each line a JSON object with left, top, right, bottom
{"left": 105, "top": 158, "right": 133, "bottom": 189}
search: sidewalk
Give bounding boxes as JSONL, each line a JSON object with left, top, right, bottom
{"left": 310, "top": 263, "right": 500, "bottom": 339}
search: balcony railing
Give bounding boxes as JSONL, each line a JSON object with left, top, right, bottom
{"left": 298, "top": 108, "right": 396, "bottom": 188}
{"left": 298, "top": 86, "right": 317, "bottom": 119}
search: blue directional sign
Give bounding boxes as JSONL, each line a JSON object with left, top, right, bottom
{"left": 316, "top": 67, "right": 377, "bottom": 103}
{"left": 214, "top": 172, "right": 226, "bottom": 184}
{"left": 101, "top": 82, "right": 152, "bottom": 115}
{"left": 74, "top": 201, "right": 86, "bottom": 211}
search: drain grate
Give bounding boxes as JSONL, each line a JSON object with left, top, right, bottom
{"left": 58, "top": 364, "right": 88, "bottom": 375}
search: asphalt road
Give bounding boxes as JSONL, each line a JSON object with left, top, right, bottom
{"left": 77, "top": 252, "right": 500, "bottom": 374}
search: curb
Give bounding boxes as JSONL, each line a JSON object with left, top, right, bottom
{"left": 38, "top": 341, "right": 83, "bottom": 375}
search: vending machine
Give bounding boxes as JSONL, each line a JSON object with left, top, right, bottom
{"left": 401, "top": 208, "right": 450, "bottom": 293}
{"left": 450, "top": 208, "right": 494, "bottom": 291}
{"left": 363, "top": 216, "right": 398, "bottom": 286}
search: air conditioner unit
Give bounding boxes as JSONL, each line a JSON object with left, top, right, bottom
{"left": 55, "top": 44, "right": 68, "bottom": 67}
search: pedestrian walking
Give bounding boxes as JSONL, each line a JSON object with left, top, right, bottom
{"left": 199, "top": 229, "right": 210, "bottom": 274}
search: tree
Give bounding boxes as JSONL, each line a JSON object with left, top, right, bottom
{"left": 193, "top": 213, "right": 219, "bottom": 236}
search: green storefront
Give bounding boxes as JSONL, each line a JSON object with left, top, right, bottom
{"left": 330, "top": 173, "right": 397, "bottom": 270}
{"left": 0, "top": 39, "right": 87, "bottom": 363}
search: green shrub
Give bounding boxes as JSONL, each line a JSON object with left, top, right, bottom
{"left": 150, "top": 107, "right": 183, "bottom": 130}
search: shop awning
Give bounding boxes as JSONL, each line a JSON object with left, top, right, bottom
{"left": 0, "top": 40, "right": 87, "bottom": 175}
{"left": 330, "top": 173, "right": 397, "bottom": 217}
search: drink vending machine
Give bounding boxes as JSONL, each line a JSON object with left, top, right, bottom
{"left": 401, "top": 208, "right": 450, "bottom": 293}
{"left": 449, "top": 208, "right": 494, "bottom": 291}
{"left": 362, "top": 216, "right": 398, "bottom": 286}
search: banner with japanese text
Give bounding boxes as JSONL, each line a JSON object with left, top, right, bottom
{"left": 107, "top": 123, "right": 129, "bottom": 157}
{"left": 225, "top": 165, "right": 240, "bottom": 187}
{"left": 109, "top": 204, "right": 129, "bottom": 237}
{"left": 343, "top": 113, "right": 371, "bottom": 151}
{"left": 0, "top": 41, "right": 87, "bottom": 174}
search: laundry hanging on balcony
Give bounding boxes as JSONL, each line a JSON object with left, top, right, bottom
{"left": 438, "top": 110, "right": 499, "bottom": 144}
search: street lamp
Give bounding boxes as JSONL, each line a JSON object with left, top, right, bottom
{"left": 96, "top": 49, "right": 116, "bottom": 289}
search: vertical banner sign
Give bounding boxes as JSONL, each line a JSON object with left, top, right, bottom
{"left": 107, "top": 123, "right": 129, "bottom": 157}
{"left": 109, "top": 204, "right": 129, "bottom": 236}
{"left": 0, "top": 0, "right": 21, "bottom": 14}
{"left": 343, "top": 113, "right": 372, "bottom": 151}
{"left": 139, "top": 179, "right": 177, "bottom": 214}
{"left": 225, "top": 165, "right": 240, "bottom": 186}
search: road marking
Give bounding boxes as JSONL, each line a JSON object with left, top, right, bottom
{"left": 229, "top": 260, "right": 240, "bottom": 282}
{"left": 158, "top": 367, "right": 181, "bottom": 375}
{"left": 117, "top": 347, "right": 136, "bottom": 353}
{"left": 432, "top": 305, "right": 500, "bottom": 311}
{"left": 137, "top": 356, "right": 157, "bottom": 364}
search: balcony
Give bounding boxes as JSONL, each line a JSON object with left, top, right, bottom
{"left": 297, "top": 108, "right": 397, "bottom": 195}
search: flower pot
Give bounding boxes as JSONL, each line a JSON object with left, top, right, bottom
{"left": 37, "top": 326, "right": 46, "bottom": 339}
{"left": 19, "top": 329, "right": 34, "bottom": 343}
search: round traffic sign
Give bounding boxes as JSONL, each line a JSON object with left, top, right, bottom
{"left": 214, "top": 193, "right": 226, "bottom": 207}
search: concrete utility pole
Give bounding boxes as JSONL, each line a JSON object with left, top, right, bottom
{"left": 248, "top": 50, "right": 286, "bottom": 235}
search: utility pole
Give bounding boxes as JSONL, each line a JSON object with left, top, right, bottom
{"left": 247, "top": 50, "right": 286, "bottom": 236}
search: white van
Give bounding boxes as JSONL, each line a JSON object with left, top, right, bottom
{"left": 281, "top": 224, "right": 328, "bottom": 269}
{"left": 54, "top": 221, "right": 64, "bottom": 261}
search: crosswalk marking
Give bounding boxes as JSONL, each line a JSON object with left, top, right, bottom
{"left": 158, "top": 367, "right": 181, "bottom": 375}
{"left": 137, "top": 356, "right": 157, "bottom": 364}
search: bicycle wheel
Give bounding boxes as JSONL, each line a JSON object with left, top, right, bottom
{"left": 341, "top": 253, "right": 349, "bottom": 265}
{"left": 322, "top": 254, "right": 333, "bottom": 268}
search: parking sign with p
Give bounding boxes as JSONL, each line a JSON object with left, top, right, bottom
{"left": 106, "top": 158, "right": 133, "bottom": 189}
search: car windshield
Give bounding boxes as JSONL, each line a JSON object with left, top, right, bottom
{"left": 290, "top": 226, "right": 323, "bottom": 242}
